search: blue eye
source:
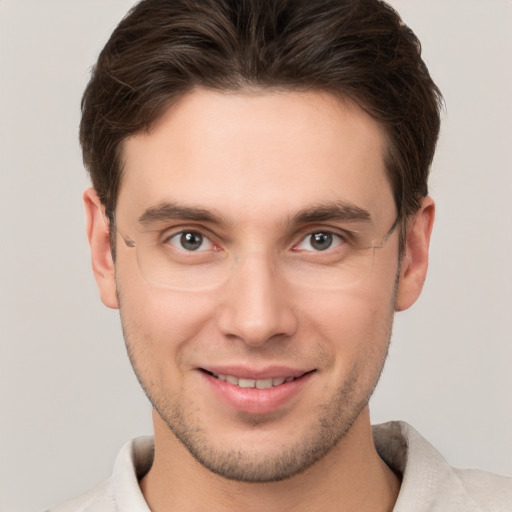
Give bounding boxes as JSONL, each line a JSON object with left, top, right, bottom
{"left": 296, "top": 231, "right": 343, "bottom": 252}
{"left": 167, "top": 231, "right": 213, "bottom": 251}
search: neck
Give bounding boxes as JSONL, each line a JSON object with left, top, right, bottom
{"left": 140, "top": 408, "right": 400, "bottom": 512}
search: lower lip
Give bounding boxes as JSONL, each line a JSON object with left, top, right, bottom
{"left": 201, "top": 371, "right": 314, "bottom": 415}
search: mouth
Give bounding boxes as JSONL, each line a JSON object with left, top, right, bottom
{"left": 200, "top": 369, "right": 303, "bottom": 389}
{"left": 199, "top": 368, "right": 316, "bottom": 414}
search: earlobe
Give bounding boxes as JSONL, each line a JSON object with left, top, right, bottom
{"left": 395, "top": 196, "right": 435, "bottom": 312}
{"left": 83, "top": 188, "right": 119, "bottom": 309}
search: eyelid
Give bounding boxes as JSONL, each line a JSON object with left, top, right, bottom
{"left": 154, "top": 223, "right": 363, "bottom": 251}
{"left": 158, "top": 223, "right": 219, "bottom": 243}
{"left": 292, "top": 230, "right": 345, "bottom": 252}
{"left": 292, "top": 224, "right": 358, "bottom": 245}
{"left": 166, "top": 230, "right": 214, "bottom": 252}
{"left": 154, "top": 225, "right": 213, "bottom": 251}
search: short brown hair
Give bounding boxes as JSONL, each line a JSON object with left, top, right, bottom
{"left": 80, "top": 0, "right": 443, "bottom": 246}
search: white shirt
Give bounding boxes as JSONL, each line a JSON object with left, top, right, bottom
{"left": 47, "top": 421, "right": 512, "bottom": 511}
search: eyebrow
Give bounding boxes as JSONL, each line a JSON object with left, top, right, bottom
{"left": 138, "top": 202, "right": 225, "bottom": 226}
{"left": 291, "top": 202, "right": 372, "bottom": 225}
{"left": 137, "top": 200, "right": 372, "bottom": 228}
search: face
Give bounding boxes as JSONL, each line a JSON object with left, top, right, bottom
{"left": 87, "top": 88, "right": 430, "bottom": 482}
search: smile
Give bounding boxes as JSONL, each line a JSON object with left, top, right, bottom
{"left": 209, "top": 372, "right": 296, "bottom": 389}
{"left": 200, "top": 368, "right": 315, "bottom": 414}
{"left": 200, "top": 368, "right": 312, "bottom": 389}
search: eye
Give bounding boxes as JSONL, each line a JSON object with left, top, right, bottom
{"left": 296, "top": 231, "right": 344, "bottom": 252}
{"left": 167, "top": 231, "right": 214, "bottom": 252}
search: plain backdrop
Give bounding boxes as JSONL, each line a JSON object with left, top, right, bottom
{"left": 1, "top": 1, "right": 511, "bottom": 511}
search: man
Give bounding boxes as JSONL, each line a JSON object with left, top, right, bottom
{"left": 49, "top": 0, "right": 511, "bottom": 510}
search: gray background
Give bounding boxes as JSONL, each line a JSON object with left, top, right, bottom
{"left": 1, "top": 1, "right": 511, "bottom": 511}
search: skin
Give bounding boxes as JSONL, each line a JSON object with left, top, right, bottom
{"left": 85, "top": 88, "right": 434, "bottom": 511}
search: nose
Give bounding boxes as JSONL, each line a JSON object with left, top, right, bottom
{"left": 217, "top": 253, "right": 298, "bottom": 347}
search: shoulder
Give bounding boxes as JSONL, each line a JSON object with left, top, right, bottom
{"left": 44, "top": 478, "right": 114, "bottom": 512}
{"left": 45, "top": 436, "right": 154, "bottom": 512}
{"left": 452, "top": 467, "right": 512, "bottom": 510}
{"left": 373, "top": 421, "right": 512, "bottom": 511}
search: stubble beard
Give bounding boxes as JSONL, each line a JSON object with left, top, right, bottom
{"left": 122, "top": 322, "right": 394, "bottom": 484}
{"left": 118, "top": 273, "right": 398, "bottom": 483}
{"left": 155, "top": 366, "right": 384, "bottom": 483}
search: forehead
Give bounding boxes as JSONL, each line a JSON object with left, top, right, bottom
{"left": 118, "top": 88, "right": 394, "bottom": 226}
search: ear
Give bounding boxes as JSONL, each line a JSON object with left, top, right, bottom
{"left": 83, "top": 188, "right": 119, "bottom": 309}
{"left": 395, "top": 196, "right": 435, "bottom": 312}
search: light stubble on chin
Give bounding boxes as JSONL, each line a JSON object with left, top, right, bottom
{"left": 159, "top": 369, "right": 371, "bottom": 483}
{"left": 122, "top": 329, "right": 393, "bottom": 483}
{"left": 117, "top": 272, "right": 398, "bottom": 483}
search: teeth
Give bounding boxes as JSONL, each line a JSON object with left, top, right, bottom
{"left": 226, "top": 375, "right": 238, "bottom": 385}
{"left": 238, "top": 378, "right": 256, "bottom": 388}
{"left": 256, "top": 378, "right": 273, "bottom": 389}
{"left": 214, "top": 373, "right": 295, "bottom": 388}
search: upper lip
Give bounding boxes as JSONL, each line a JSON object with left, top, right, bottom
{"left": 199, "top": 365, "right": 313, "bottom": 380}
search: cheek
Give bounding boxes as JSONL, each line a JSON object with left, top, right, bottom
{"left": 116, "top": 268, "right": 216, "bottom": 368}
{"left": 301, "top": 281, "right": 396, "bottom": 369}
{"left": 308, "top": 283, "right": 393, "bottom": 332}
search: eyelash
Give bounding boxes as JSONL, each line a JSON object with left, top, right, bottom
{"left": 165, "top": 231, "right": 214, "bottom": 251}
{"left": 161, "top": 227, "right": 351, "bottom": 253}
{"left": 293, "top": 231, "right": 346, "bottom": 252}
